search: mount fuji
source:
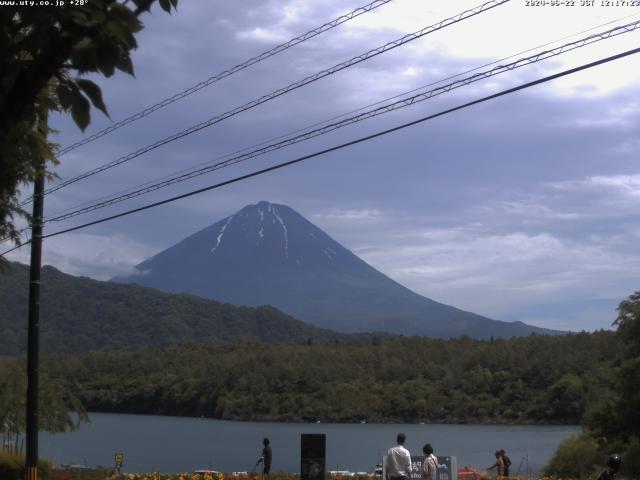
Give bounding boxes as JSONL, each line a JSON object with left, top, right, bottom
{"left": 113, "top": 201, "right": 556, "bottom": 338}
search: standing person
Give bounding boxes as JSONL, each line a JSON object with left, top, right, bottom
{"left": 596, "top": 454, "right": 621, "bottom": 480}
{"left": 499, "top": 450, "right": 511, "bottom": 477}
{"left": 421, "top": 443, "right": 438, "bottom": 480}
{"left": 258, "top": 438, "right": 272, "bottom": 476}
{"left": 487, "top": 451, "right": 504, "bottom": 478}
{"left": 386, "top": 433, "right": 412, "bottom": 480}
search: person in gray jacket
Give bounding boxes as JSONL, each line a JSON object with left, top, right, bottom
{"left": 421, "top": 443, "right": 437, "bottom": 480}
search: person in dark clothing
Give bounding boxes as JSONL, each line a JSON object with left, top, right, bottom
{"left": 260, "top": 438, "right": 272, "bottom": 475}
{"left": 596, "top": 454, "right": 621, "bottom": 480}
{"left": 499, "top": 449, "right": 511, "bottom": 477}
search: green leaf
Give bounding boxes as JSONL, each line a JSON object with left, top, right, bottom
{"left": 76, "top": 79, "right": 109, "bottom": 118}
{"left": 98, "top": 63, "right": 115, "bottom": 78}
{"left": 105, "top": 20, "right": 137, "bottom": 49}
{"left": 158, "top": 0, "right": 172, "bottom": 13}
{"left": 70, "top": 48, "right": 100, "bottom": 74}
{"left": 96, "top": 46, "right": 117, "bottom": 77}
{"left": 109, "top": 3, "right": 143, "bottom": 32}
{"left": 73, "top": 36, "right": 93, "bottom": 51}
{"left": 131, "top": 0, "right": 152, "bottom": 12}
{"left": 115, "top": 52, "right": 135, "bottom": 76}
{"left": 2, "top": 68, "right": 21, "bottom": 91}
{"left": 55, "top": 84, "right": 75, "bottom": 111}
{"left": 68, "top": 9, "right": 95, "bottom": 28}
{"left": 70, "top": 92, "right": 91, "bottom": 131}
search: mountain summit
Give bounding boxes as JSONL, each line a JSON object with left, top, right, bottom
{"left": 114, "top": 201, "right": 555, "bottom": 338}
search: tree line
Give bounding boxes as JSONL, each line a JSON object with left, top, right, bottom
{"left": 544, "top": 291, "right": 640, "bottom": 479}
{"left": 0, "top": 330, "right": 620, "bottom": 425}
{"left": 0, "top": 359, "right": 88, "bottom": 453}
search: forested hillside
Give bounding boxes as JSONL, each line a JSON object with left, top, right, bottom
{"left": 0, "top": 262, "right": 350, "bottom": 354}
{"left": 15, "top": 331, "right": 619, "bottom": 425}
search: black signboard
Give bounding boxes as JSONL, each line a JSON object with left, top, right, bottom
{"left": 301, "top": 433, "right": 326, "bottom": 480}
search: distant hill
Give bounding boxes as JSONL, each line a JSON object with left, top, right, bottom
{"left": 0, "top": 262, "right": 348, "bottom": 355}
{"left": 114, "top": 201, "right": 559, "bottom": 339}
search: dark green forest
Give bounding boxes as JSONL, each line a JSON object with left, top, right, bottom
{"left": 543, "top": 291, "right": 640, "bottom": 479}
{"left": 0, "top": 262, "right": 352, "bottom": 354}
{"left": 2, "top": 331, "right": 619, "bottom": 425}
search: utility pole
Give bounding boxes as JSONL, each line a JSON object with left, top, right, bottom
{"left": 26, "top": 156, "right": 45, "bottom": 480}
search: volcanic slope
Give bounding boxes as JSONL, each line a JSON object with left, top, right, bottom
{"left": 114, "top": 201, "right": 557, "bottom": 339}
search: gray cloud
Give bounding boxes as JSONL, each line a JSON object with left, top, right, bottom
{"left": 6, "top": 0, "right": 640, "bottom": 331}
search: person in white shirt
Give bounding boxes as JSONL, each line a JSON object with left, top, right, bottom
{"left": 386, "top": 433, "right": 412, "bottom": 480}
{"left": 421, "top": 443, "right": 437, "bottom": 480}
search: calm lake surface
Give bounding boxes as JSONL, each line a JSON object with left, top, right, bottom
{"left": 40, "top": 413, "right": 579, "bottom": 474}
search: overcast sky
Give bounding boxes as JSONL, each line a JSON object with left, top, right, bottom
{"left": 5, "top": 0, "right": 640, "bottom": 331}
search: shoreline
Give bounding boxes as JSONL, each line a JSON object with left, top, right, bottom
{"left": 80, "top": 409, "right": 583, "bottom": 427}
{"left": 41, "top": 412, "right": 578, "bottom": 474}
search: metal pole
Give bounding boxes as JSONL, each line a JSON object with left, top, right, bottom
{"left": 25, "top": 157, "right": 45, "bottom": 480}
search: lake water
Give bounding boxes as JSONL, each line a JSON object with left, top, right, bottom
{"left": 40, "top": 413, "right": 579, "bottom": 474}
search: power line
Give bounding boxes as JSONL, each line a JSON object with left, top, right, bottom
{"left": 3, "top": 45, "right": 637, "bottom": 258}
{"left": 45, "top": 12, "right": 640, "bottom": 221}
{"left": 28, "top": 0, "right": 510, "bottom": 203}
{"left": 55, "top": 0, "right": 393, "bottom": 157}
{"left": 42, "top": 19, "right": 640, "bottom": 224}
{"left": 0, "top": 243, "right": 28, "bottom": 257}
{"left": 0, "top": 227, "right": 31, "bottom": 245}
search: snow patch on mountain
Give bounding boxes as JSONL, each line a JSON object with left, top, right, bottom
{"left": 272, "top": 206, "right": 289, "bottom": 259}
{"left": 211, "top": 216, "right": 233, "bottom": 253}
